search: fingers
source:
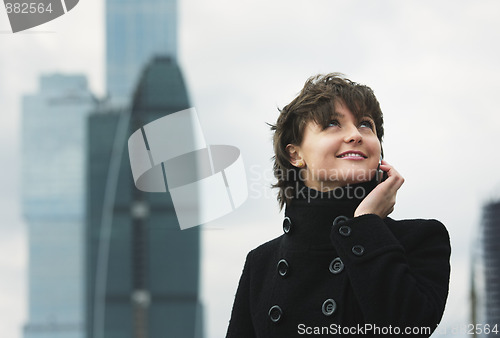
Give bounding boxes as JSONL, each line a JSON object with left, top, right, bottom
{"left": 355, "top": 160, "right": 404, "bottom": 218}
{"left": 379, "top": 161, "right": 404, "bottom": 191}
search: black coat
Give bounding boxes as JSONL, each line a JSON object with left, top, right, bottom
{"left": 226, "top": 181, "right": 451, "bottom": 337}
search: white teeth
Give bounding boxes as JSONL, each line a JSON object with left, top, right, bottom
{"left": 339, "top": 153, "right": 364, "bottom": 158}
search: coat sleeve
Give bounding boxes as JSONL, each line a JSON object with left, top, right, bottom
{"left": 226, "top": 251, "right": 256, "bottom": 338}
{"left": 330, "top": 214, "right": 451, "bottom": 335}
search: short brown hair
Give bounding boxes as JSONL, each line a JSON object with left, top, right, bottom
{"left": 270, "top": 73, "right": 384, "bottom": 209}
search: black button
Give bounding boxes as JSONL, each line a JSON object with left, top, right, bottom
{"left": 269, "top": 305, "right": 282, "bottom": 322}
{"left": 322, "top": 299, "right": 337, "bottom": 316}
{"left": 277, "top": 259, "right": 289, "bottom": 277}
{"left": 329, "top": 257, "right": 344, "bottom": 274}
{"left": 338, "top": 225, "right": 352, "bottom": 237}
{"left": 333, "top": 215, "right": 349, "bottom": 226}
{"left": 352, "top": 245, "right": 365, "bottom": 256}
{"left": 283, "top": 217, "right": 292, "bottom": 234}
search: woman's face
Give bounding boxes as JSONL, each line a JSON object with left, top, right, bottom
{"left": 288, "top": 100, "right": 381, "bottom": 191}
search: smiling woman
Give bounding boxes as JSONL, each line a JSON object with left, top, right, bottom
{"left": 226, "top": 73, "right": 451, "bottom": 337}
{"left": 287, "top": 100, "right": 381, "bottom": 191}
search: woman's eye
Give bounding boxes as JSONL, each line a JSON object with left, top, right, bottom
{"left": 328, "top": 120, "right": 340, "bottom": 127}
{"left": 359, "top": 120, "right": 374, "bottom": 129}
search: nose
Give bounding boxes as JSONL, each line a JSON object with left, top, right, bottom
{"left": 343, "top": 125, "right": 362, "bottom": 144}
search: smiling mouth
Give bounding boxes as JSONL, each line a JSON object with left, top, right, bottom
{"left": 336, "top": 152, "right": 367, "bottom": 159}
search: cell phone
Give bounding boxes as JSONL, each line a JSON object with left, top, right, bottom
{"left": 376, "top": 155, "right": 388, "bottom": 184}
{"left": 377, "top": 169, "right": 388, "bottom": 184}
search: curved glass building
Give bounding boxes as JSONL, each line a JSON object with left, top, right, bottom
{"left": 86, "top": 57, "right": 203, "bottom": 338}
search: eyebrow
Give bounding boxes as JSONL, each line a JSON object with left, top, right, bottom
{"left": 330, "top": 112, "right": 375, "bottom": 123}
{"left": 330, "top": 112, "right": 345, "bottom": 119}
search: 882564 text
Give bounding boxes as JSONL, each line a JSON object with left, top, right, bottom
{"left": 5, "top": 2, "right": 53, "bottom": 14}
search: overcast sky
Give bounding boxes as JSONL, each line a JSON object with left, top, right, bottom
{"left": 2, "top": 1, "right": 500, "bottom": 337}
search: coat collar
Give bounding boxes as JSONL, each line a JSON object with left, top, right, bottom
{"left": 282, "top": 179, "right": 378, "bottom": 250}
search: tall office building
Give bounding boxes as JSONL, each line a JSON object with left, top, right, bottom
{"left": 472, "top": 200, "right": 500, "bottom": 334}
{"left": 106, "top": 0, "right": 177, "bottom": 106}
{"left": 21, "top": 74, "right": 96, "bottom": 338}
{"left": 86, "top": 57, "right": 203, "bottom": 338}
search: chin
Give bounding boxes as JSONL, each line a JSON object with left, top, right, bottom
{"left": 329, "top": 168, "right": 376, "bottom": 184}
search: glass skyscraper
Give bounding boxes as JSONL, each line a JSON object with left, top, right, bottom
{"left": 87, "top": 0, "right": 203, "bottom": 335}
{"left": 106, "top": 0, "right": 177, "bottom": 106}
{"left": 86, "top": 56, "right": 203, "bottom": 338}
{"left": 471, "top": 200, "right": 500, "bottom": 337}
{"left": 21, "top": 74, "right": 96, "bottom": 338}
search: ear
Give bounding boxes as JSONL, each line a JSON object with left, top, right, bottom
{"left": 286, "top": 144, "right": 305, "bottom": 168}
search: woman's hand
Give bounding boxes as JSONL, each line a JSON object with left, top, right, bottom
{"left": 354, "top": 160, "right": 404, "bottom": 219}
